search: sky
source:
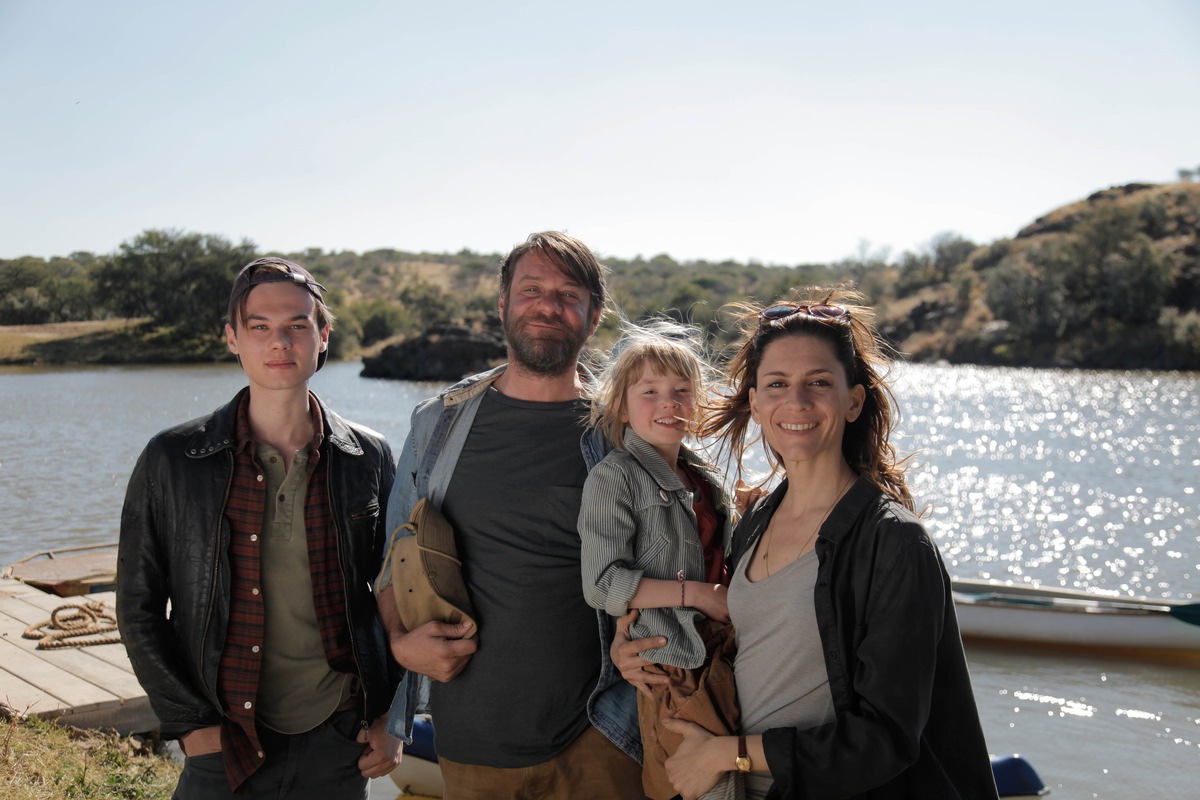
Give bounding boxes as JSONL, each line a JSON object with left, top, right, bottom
{"left": 2, "top": 0, "right": 1198, "bottom": 266}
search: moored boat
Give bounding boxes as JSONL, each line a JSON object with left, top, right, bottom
{"left": 952, "top": 578, "right": 1200, "bottom": 658}
{"left": 2, "top": 543, "right": 117, "bottom": 596}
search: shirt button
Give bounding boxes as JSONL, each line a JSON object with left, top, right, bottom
{"left": 256, "top": 474, "right": 264, "bottom": 482}
{"left": 252, "top": 588, "right": 260, "bottom": 596}
{"left": 659, "top": 489, "right": 669, "bottom": 502}
{"left": 250, "top": 534, "right": 258, "bottom": 542}
{"left": 244, "top": 701, "right": 253, "bottom": 709}
{"left": 257, "top": 751, "right": 264, "bottom": 759}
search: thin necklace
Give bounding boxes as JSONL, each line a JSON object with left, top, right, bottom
{"left": 761, "top": 473, "right": 855, "bottom": 577}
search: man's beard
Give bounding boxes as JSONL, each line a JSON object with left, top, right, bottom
{"left": 505, "top": 313, "right": 587, "bottom": 376}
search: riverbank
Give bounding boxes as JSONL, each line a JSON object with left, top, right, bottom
{"left": 0, "top": 320, "right": 228, "bottom": 366}
{"left": 0, "top": 711, "right": 179, "bottom": 800}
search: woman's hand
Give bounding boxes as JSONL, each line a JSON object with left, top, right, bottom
{"left": 663, "top": 718, "right": 725, "bottom": 800}
{"left": 610, "top": 609, "right": 670, "bottom": 698}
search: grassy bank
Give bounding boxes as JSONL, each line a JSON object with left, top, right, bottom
{"left": 1, "top": 711, "right": 179, "bottom": 800}
{"left": 0, "top": 320, "right": 229, "bottom": 366}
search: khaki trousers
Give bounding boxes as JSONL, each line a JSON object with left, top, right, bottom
{"left": 438, "top": 723, "right": 643, "bottom": 800}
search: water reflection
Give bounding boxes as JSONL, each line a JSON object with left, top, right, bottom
{"left": 891, "top": 364, "right": 1199, "bottom": 601}
{"left": 965, "top": 639, "right": 1200, "bottom": 798}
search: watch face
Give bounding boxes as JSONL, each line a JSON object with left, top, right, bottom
{"left": 735, "top": 755, "right": 752, "bottom": 773}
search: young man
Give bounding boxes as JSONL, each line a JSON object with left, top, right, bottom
{"left": 117, "top": 257, "right": 400, "bottom": 799}
{"left": 377, "top": 231, "right": 643, "bottom": 799}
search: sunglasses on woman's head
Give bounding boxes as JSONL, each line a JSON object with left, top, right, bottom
{"left": 758, "top": 303, "right": 850, "bottom": 325}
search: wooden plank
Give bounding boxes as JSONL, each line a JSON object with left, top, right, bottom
{"left": 0, "top": 636, "right": 117, "bottom": 711}
{"left": 0, "top": 610, "right": 143, "bottom": 701}
{"left": 0, "top": 664, "right": 64, "bottom": 716}
{"left": 0, "top": 587, "right": 160, "bottom": 733}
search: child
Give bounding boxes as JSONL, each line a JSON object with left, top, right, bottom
{"left": 579, "top": 320, "right": 741, "bottom": 800}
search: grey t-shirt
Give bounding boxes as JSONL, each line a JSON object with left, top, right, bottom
{"left": 431, "top": 388, "right": 599, "bottom": 767}
{"left": 730, "top": 545, "right": 835, "bottom": 799}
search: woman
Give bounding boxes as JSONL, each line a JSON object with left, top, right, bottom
{"left": 621, "top": 288, "right": 998, "bottom": 799}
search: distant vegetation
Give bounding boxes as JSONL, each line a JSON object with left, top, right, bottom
{"left": 2, "top": 181, "right": 1199, "bottom": 370}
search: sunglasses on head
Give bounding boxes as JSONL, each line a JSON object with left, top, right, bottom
{"left": 758, "top": 303, "right": 850, "bottom": 325}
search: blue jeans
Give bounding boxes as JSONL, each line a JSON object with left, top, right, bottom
{"left": 172, "top": 710, "right": 368, "bottom": 800}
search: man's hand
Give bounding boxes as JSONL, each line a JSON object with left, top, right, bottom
{"left": 610, "top": 609, "right": 670, "bottom": 699}
{"left": 663, "top": 719, "right": 725, "bottom": 800}
{"left": 390, "top": 619, "right": 477, "bottom": 682}
{"left": 357, "top": 716, "right": 403, "bottom": 778}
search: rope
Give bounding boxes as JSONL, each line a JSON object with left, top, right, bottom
{"left": 22, "top": 600, "right": 122, "bottom": 649}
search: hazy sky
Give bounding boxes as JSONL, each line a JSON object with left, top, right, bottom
{"left": 2, "top": 1, "right": 1198, "bottom": 265}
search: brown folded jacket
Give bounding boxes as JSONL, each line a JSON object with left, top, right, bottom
{"left": 639, "top": 617, "right": 740, "bottom": 800}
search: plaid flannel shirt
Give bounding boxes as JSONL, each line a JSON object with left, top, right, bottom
{"left": 216, "top": 393, "right": 356, "bottom": 791}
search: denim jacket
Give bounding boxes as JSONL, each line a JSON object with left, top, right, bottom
{"left": 579, "top": 427, "right": 732, "bottom": 669}
{"left": 378, "top": 365, "right": 642, "bottom": 763}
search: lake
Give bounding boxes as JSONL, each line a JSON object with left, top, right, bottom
{"left": 1, "top": 361, "right": 1197, "bottom": 798}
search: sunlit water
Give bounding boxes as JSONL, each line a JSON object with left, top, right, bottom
{"left": 1, "top": 361, "right": 1197, "bottom": 798}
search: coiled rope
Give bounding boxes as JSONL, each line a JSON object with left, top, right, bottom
{"left": 22, "top": 600, "right": 122, "bottom": 649}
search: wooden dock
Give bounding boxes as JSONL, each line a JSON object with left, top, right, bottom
{"left": 0, "top": 577, "right": 157, "bottom": 734}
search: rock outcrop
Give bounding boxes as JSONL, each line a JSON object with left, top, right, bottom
{"left": 361, "top": 318, "right": 506, "bottom": 381}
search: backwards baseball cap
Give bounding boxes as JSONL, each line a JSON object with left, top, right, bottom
{"left": 228, "top": 257, "right": 331, "bottom": 370}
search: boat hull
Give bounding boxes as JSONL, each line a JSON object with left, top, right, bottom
{"left": 952, "top": 579, "right": 1200, "bottom": 657}
{"left": 2, "top": 545, "right": 117, "bottom": 596}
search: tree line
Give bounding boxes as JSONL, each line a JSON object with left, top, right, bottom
{"left": 2, "top": 181, "right": 1198, "bottom": 369}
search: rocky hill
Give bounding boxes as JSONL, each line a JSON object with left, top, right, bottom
{"left": 4, "top": 182, "right": 1198, "bottom": 372}
{"left": 876, "top": 182, "right": 1200, "bottom": 370}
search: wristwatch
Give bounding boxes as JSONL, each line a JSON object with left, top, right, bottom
{"left": 735, "top": 735, "right": 752, "bottom": 773}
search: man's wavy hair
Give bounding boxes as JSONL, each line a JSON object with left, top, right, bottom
{"left": 499, "top": 231, "right": 609, "bottom": 320}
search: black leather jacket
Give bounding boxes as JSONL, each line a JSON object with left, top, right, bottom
{"left": 730, "top": 478, "right": 999, "bottom": 800}
{"left": 116, "top": 388, "right": 397, "bottom": 739}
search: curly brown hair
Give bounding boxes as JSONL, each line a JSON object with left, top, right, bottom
{"left": 699, "top": 286, "right": 914, "bottom": 511}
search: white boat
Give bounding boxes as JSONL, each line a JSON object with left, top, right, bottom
{"left": 952, "top": 578, "right": 1200, "bottom": 659}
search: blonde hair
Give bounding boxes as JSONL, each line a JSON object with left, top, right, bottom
{"left": 589, "top": 319, "right": 713, "bottom": 448}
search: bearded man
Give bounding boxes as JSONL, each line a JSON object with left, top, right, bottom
{"left": 376, "top": 231, "right": 643, "bottom": 799}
